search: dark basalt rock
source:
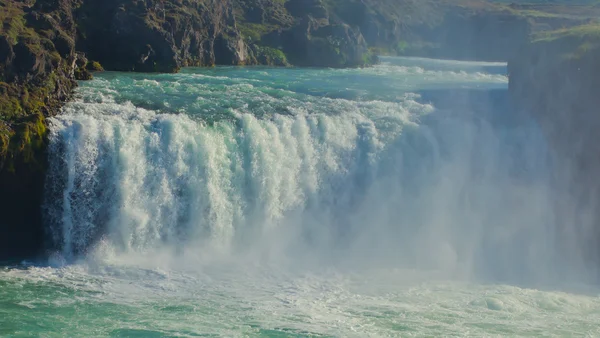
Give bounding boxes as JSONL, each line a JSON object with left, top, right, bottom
{"left": 13, "top": 41, "right": 42, "bottom": 75}
{"left": 285, "top": 0, "right": 328, "bottom": 21}
{"left": 0, "top": 36, "right": 15, "bottom": 72}
{"left": 73, "top": 52, "right": 92, "bottom": 80}
{"left": 327, "top": 0, "right": 403, "bottom": 50}
{"left": 234, "top": 0, "right": 375, "bottom": 68}
{"left": 0, "top": 0, "right": 84, "bottom": 261}
{"left": 235, "top": 0, "right": 293, "bottom": 27}
{"left": 282, "top": 19, "right": 373, "bottom": 68}
{"left": 75, "top": 0, "right": 249, "bottom": 71}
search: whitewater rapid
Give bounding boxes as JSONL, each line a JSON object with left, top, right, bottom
{"left": 2, "top": 57, "right": 599, "bottom": 337}
{"left": 45, "top": 79, "right": 433, "bottom": 259}
{"left": 2, "top": 262, "right": 600, "bottom": 337}
{"left": 41, "top": 57, "right": 597, "bottom": 283}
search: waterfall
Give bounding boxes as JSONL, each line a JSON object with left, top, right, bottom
{"left": 42, "top": 60, "right": 597, "bottom": 284}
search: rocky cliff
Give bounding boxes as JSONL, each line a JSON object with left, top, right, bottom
{"left": 75, "top": 0, "right": 248, "bottom": 71}
{"left": 0, "top": 0, "right": 86, "bottom": 260}
{"left": 234, "top": 0, "right": 375, "bottom": 67}
{"left": 508, "top": 24, "right": 600, "bottom": 267}
{"left": 71, "top": 0, "right": 376, "bottom": 71}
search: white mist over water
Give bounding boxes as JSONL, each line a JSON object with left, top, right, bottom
{"left": 1, "top": 57, "right": 596, "bottom": 337}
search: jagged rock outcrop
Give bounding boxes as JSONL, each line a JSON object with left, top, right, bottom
{"left": 235, "top": 0, "right": 293, "bottom": 28}
{"left": 75, "top": 0, "right": 248, "bottom": 71}
{"left": 70, "top": 0, "right": 376, "bottom": 70}
{"left": 326, "top": 0, "right": 412, "bottom": 51}
{"left": 508, "top": 24, "right": 600, "bottom": 267}
{"left": 280, "top": 18, "right": 373, "bottom": 68}
{"left": 278, "top": 0, "right": 373, "bottom": 67}
{"left": 235, "top": 0, "right": 375, "bottom": 68}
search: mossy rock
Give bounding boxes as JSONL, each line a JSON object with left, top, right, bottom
{"left": 74, "top": 67, "right": 93, "bottom": 80}
{"left": 0, "top": 121, "right": 12, "bottom": 158}
{"left": 86, "top": 60, "right": 104, "bottom": 72}
{"left": 10, "top": 113, "right": 47, "bottom": 167}
{"left": 254, "top": 45, "right": 289, "bottom": 66}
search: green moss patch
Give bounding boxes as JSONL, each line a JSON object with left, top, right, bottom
{"left": 534, "top": 24, "right": 600, "bottom": 43}
{"left": 255, "top": 46, "right": 289, "bottom": 66}
{"left": 531, "top": 24, "right": 600, "bottom": 60}
{"left": 87, "top": 61, "right": 104, "bottom": 72}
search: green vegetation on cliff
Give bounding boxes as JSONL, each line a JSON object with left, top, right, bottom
{"left": 0, "top": 0, "right": 78, "bottom": 170}
{"left": 233, "top": 0, "right": 374, "bottom": 68}
{"left": 0, "top": 0, "right": 83, "bottom": 260}
{"left": 536, "top": 24, "right": 600, "bottom": 41}
{"left": 532, "top": 24, "right": 600, "bottom": 60}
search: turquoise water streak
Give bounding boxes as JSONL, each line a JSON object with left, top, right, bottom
{"left": 1, "top": 57, "right": 600, "bottom": 336}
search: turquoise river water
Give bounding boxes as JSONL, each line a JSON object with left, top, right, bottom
{"left": 1, "top": 57, "right": 599, "bottom": 337}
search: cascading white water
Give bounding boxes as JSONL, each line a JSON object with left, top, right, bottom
{"left": 43, "top": 58, "right": 597, "bottom": 284}
{"left": 45, "top": 90, "right": 430, "bottom": 254}
{"left": 3, "top": 57, "right": 599, "bottom": 338}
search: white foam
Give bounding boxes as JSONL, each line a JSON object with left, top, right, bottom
{"left": 44, "top": 61, "right": 596, "bottom": 286}
{"left": 2, "top": 262, "right": 600, "bottom": 337}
